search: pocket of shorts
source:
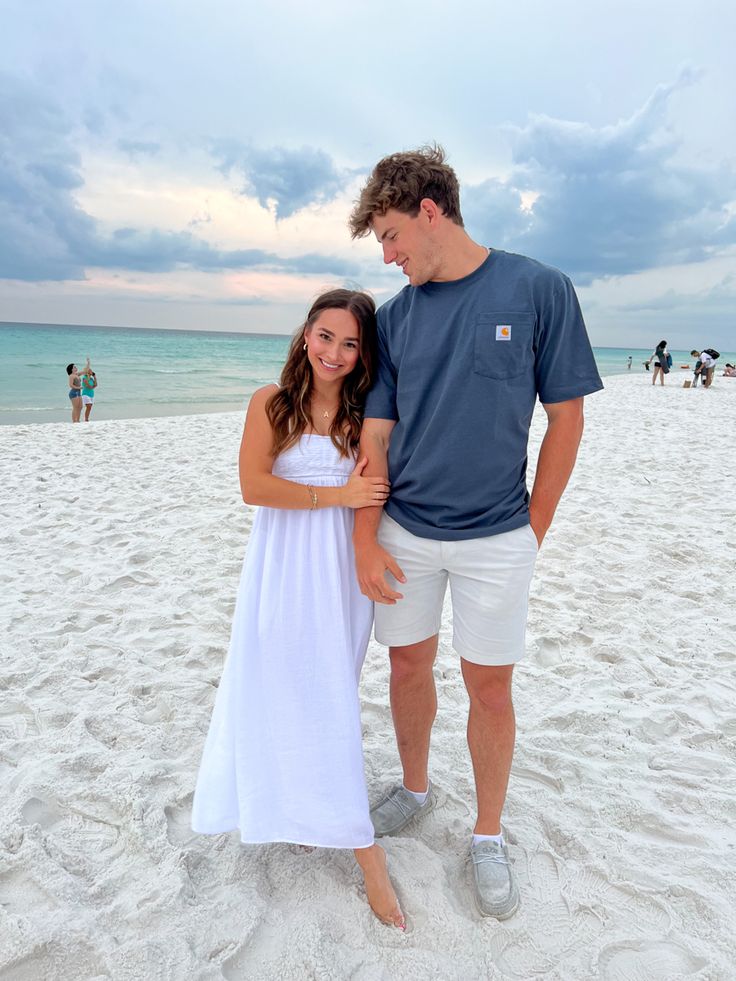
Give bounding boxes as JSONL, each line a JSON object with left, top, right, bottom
{"left": 525, "top": 523, "right": 540, "bottom": 552}
{"left": 473, "top": 313, "right": 534, "bottom": 380}
{"left": 377, "top": 512, "right": 400, "bottom": 548}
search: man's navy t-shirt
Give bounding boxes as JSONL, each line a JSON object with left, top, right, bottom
{"left": 364, "top": 249, "right": 603, "bottom": 541}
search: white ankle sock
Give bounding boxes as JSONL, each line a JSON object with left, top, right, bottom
{"left": 473, "top": 832, "right": 504, "bottom": 847}
{"left": 402, "top": 784, "right": 428, "bottom": 804}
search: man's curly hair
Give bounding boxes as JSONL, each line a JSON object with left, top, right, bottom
{"left": 349, "top": 144, "right": 464, "bottom": 239}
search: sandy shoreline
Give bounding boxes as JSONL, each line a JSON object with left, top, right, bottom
{"left": 1, "top": 374, "right": 735, "bottom": 979}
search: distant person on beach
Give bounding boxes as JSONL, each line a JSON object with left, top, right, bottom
{"left": 66, "top": 363, "right": 82, "bottom": 422}
{"left": 691, "top": 349, "right": 719, "bottom": 388}
{"left": 723, "top": 363, "right": 736, "bottom": 377}
{"left": 645, "top": 341, "right": 670, "bottom": 385}
{"left": 348, "top": 145, "right": 603, "bottom": 920}
{"left": 80, "top": 358, "right": 98, "bottom": 421}
{"left": 627, "top": 356, "right": 632, "bottom": 370}
{"left": 191, "top": 289, "right": 406, "bottom": 931}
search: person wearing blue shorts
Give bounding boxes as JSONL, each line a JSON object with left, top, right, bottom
{"left": 66, "top": 363, "right": 83, "bottom": 423}
{"left": 348, "top": 145, "right": 603, "bottom": 919}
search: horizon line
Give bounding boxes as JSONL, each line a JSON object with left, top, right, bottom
{"left": 0, "top": 320, "right": 293, "bottom": 341}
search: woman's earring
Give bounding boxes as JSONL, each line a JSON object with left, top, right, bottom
{"left": 303, "top": 342, "right": 307, "bottom": 351}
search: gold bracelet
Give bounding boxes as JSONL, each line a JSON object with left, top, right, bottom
{"left": 306, "top": 485, "right": 318, "bottom": 510}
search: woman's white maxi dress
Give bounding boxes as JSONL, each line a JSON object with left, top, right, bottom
{"left": 191, "top": 435, "right": 375, "bottom": 849}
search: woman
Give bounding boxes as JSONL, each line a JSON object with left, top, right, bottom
{"left": 80, "top": 358, "right": 98, "bottom": 421}
{"left": 192, "top": 289, "right": 405, "bottom": 929}
{"left": 66, "top": 363, "right": 83, "bottom": 422}
{"left": 646, "top": 340, "right": 670, "bottom": 386}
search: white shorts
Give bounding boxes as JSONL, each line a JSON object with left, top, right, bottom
{"left": 375, "top": 514, "right": 538, "bottom": 666}
{"left": 81, "top": 395, "right": 94, "bottom": 405}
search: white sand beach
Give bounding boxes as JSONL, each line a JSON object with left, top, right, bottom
{"left": 1, "top": 372, "right": 734, "bottom": 980}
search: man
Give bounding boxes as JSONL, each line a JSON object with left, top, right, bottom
{"left": 690, "top": 349, "right": 718, "bottom": 388}
{"left": 348, "top": 146, "right": 603, "bottom": 919}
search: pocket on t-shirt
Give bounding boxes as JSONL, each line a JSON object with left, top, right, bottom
{"left": 474, "top": 313, "right": 534, "bottom": 380}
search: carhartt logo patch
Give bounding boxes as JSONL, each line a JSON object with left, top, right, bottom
{"left": 496, "top": 324, "right": 511, "bottom": 340}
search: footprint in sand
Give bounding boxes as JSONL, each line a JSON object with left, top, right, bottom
{"left": 594, "top": 647, "right": 623, "bottom": 664}
{"left": 570, "top": 631, "right": 595, "bottom": 647}
{"left": 496, "top": 851, "right": 601, "bottom": 976}
{"left": 647, "top": 750, "right": 730, "bottom": 787}
{"left": 0, "top": 942, "right": 108, "bottom": 981}
{"left": 598, "top": 939, "right": 707, "bottom": 979}
{"left": 106, "top": 571, "right": 158, "bottom": 592}
{"left": 0, "top": 701, "right": 43, "bottom": 740}
{"left": 164, "top": 794, "right": 197, "bottom": 847}
{"left": 535, "top": 636, "right": 563, "bottom": 667}
{"left": 513, "top": 765, "right": 564, "bottom": 794}
{"left": 359, "top": 700, "right": 392, "bottom": 737}
{"left": 84, "top": 715, "right": 127, "bottom": 749}
{"left": 0, "top": 867, "right": 59, "bottom": 919}
{"left": 497, "top": 851, "right": 674, "bottom": 978}
{"left": 82, "top": 664, "right": 123, "bottom": 685}
{"left": 20, "top": 797, "right": 122, "bottom": 860}
{"left": 638, "top": 712, "right": 681, "bottom": 742}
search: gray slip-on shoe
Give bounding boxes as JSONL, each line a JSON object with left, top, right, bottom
{"left": 370, "top": 782, "right": 435, "bottom": 837}
{"left": 470, "top": 839, "right": 520, "bottom": 920}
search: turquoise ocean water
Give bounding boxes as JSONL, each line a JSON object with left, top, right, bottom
{"left": 1, "top": 321, "right": 733, "bottom": 426}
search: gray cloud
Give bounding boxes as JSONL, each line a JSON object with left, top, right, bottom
{"left": 0, "top": 72, "right": 95, "bottom": 280}
{"left": 213, "top": 140, "right": 347, "bottom": 219}
{"left": 81, "top": 228, "right": 358, "bottom": 277}
{"left": 464, "top": 70, "right": 736, "bottom": 284}
{"left": 187, "top": 212, "right": 212, "bottom": 229}
{"left": 0, "top": 73, "right": 357, "bottom": 282}
{"left": 614, "top": 273, "right": 736, "bottom": 314}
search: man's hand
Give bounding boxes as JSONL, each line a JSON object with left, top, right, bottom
{"left": 356, "top": 539, "right": 406, "bottom": 604}
{"left": 528, "top": 397, "right": 585, "bottom": 550}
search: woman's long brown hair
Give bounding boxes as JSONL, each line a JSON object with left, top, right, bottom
{"left": 266, "top": 289, "right": 378, "bottom": 458}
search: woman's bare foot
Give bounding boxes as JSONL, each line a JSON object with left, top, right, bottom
{"left": 354, "top": 843, "right": 405, "bottom": 930}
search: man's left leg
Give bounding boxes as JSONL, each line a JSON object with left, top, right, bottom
{"left": 460, "top": 661, "right": 515, "bottom": 835}
{"left": 461, "top": 658, "right": 520, "bottom": 919}
{"left": 447, "top": 525, "right": 537, "bottom": 918}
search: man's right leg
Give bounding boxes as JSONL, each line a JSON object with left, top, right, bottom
{"left": 370, "top": 634, "right": 440, "bottom": 834}
{"left": 372, "top": 516, "right": 445, "bottom": 836}
{"left": 389, "top": 635, "right": 439, "bottom": 793}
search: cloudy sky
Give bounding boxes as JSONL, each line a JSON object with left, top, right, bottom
{"left": 2, "top": 0, "right": 735, "bottom": 348}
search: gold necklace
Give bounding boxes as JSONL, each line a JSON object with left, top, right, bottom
{"left": 312, "top": 400, "right": 338, "bottom": 420}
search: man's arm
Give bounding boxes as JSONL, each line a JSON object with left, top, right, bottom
{"left": 353, "top": 418, "right": 406, "bottom": 603}
{"left": 240, "top": 388, "right": 389, "bottom": 510}
{"left": 528, "top": 397, "right": 585, "bottom": 547}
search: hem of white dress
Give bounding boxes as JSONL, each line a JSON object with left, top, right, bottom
{"left": 192, "top": 823, "right": 374, "bottom": 850}
{"left": 239, "top": 835, "right": 376, "bottom": 850}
